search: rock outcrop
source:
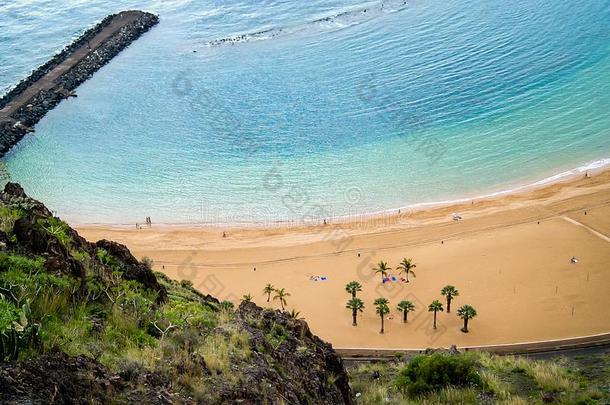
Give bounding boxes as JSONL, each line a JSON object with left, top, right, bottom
{"left": 231, "top": 301, "right": 355, "bottom": 405}
{"left": 0, "top": 351, "right": 189, "bottom": 404}
{"left": 1, "top": 182, "right": 167, "bottom": 301}
{"left": 95, "top": 238, "right": 168, "bottom": 302}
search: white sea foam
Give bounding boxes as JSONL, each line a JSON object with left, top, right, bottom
{"left": 318, "top": 157, "right": 610, "bottom": 226}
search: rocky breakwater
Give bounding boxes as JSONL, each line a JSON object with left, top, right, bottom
{"left": 0, "top": 10, "right": 159, "bottom": 157}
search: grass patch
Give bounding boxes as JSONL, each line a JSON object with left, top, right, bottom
{"left": 197, "top": 328, "right": 251, "bottom": 375}
{"left": 348, "top": 351, "right": 610, "bottom": 404}
{"left": 0, "top": 204, "right": 24, "bottom": 235}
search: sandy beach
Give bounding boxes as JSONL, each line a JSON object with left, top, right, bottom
{"left": 77, "top": 170, "right": 610, "bottom": 349}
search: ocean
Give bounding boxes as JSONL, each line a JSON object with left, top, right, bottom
{"left": 1, "top": 0, "right": 609, "bottom": 225}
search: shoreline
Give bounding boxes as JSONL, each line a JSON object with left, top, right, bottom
{"left": 77, "top": 167, "right": 610, "bottom": 349}
{"left": 74, "top": 156, "right": 610, "bottom": 230}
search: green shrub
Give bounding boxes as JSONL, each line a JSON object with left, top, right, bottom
{"left": 38, "top": 217, "right": 71, "bottom": 247}
{"left": 395, "top": 353, "right": 483, "bottom": 397}
{"left": 0, "top": 205, "right": 24, "bottom": 234}
{"left": 116, "top": 281, "right": 155, "bottom": 320}
{"left": 0, "top": 253, "right": 45, "bottom": 274}
{"left": 96, "top": 248, "right": 120, "bottom": 270}
{"left": 0, "top": 299, "right": 40, "bottom": 361}
{"left": 0, "top": 255, "right": 75, "bottom": 322}
{"left": 0, "top": 298, "right": 18, "bottom": 331}
{"left": 220, "top": 300, "right": 234, "bottom": 310}
{"left": 158, "top": 300, "right": 215, "bottom": 331}
{"left": 70, "top": 250, "right": 90, "bottom": 263}
{"left": 266, "top": 323, "right": 288, "bottom": 350}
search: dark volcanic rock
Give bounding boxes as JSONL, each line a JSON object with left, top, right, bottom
{"left": 227, "top": 301, "right": 355, "bottom": 405}
{"left": 2, "top": 181, "right": 52, "bottom": 217}
{"left": 0, "top": 352, "right": 189, "bottom": 404}
{"left": 3, "top": 182, "right": 26, "bottom": 198}
{"left": 95, "top": 238, "right": 168, "bottom": 303}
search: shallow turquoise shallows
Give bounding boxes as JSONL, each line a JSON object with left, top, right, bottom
{"left": 1, "top": 0, "right": 609, "bottom": 225}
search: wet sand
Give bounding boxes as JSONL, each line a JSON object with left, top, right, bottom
{"left": 77, "top": 170, "right": 610, "bottom": 349}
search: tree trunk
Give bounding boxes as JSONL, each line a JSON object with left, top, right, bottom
{"left": 380, "top": 315, "right": 385, "bottom": 334}
{"left": 352, "top": 309, "right": 357, "bottom": 326}
{"left": 447, "top": 297, "right": 452, "bottom": 313}
{"left": 267, "top": 293, "right": 270, "bottom": 302}
{"left": 461, "top": 317, "right": 469, "bottom": 333}
{"left": 406, "top": 272, "right": 409, "bottom": 282}
{"left": 403, "top": 310, "right": 407, "bottom": 323}
{"left": 433, "top": 311, "right": 437, "bottom": 329}
{"left": 281, "top": 301, "right": 284, "bottom": 310}
{"left": 352, "top": 291, "right": 356, "bottom": 299}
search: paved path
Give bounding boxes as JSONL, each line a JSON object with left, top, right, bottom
{"left": 338, "top": 332, "right": 610, "bottom": 362}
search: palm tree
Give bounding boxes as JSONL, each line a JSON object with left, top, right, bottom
{"left": 242, "top": 293, "right": 253, "bottom": 303}
{"left": 441, "top": 285, "right": 459, "bottom": 313}
{"left": 396, "top": 258, "right": 416, "bottom": 282}
{"left": 457, "top": 304, "right": 477, "bottom": 333}
{"left": 373, "top": 261, "right": 392, "bottom": 283}
{"left": 346, "top": 297, "right": 365, "bottom": 326}
{"left": 273, "top": 288, "right": 290, "bottom": 310}
{"left": 397, "top": 300, "right": 415, "bottom": 323}
{"left": 374, "top": 298, "right": 390, "bottom": 334}
{"left": 428, "top": 300, "right": 444, "bottom": 329}
{"left": 345, "top": 281, "right": 363, "bottom": 298}
{"left": 263, "top": 284, "right": 275, "bottom": 302}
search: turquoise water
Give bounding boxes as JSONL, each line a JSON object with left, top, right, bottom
{"left": 1, "top": 0, "right": 609, "bottom": 225}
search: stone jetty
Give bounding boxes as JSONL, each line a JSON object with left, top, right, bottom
{"left": 0, "top": 10, "right": 159, "bottom": 157}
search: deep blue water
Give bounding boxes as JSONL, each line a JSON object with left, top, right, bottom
{"left": 1, "top": 0, "right": 609, "bottom": 224}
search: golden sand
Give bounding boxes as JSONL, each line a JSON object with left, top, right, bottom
{"left": 77, "top": 170, "right": 610, "bottom": 349}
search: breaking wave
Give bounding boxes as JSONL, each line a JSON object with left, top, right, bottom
{"left": 205, "top": 0, "right": 408, "bottom": 46}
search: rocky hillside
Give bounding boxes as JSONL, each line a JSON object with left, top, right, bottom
{"left": 0, "top": 183, "right": 353, "bottom": 404}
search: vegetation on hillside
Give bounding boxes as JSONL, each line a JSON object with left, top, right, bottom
{"left": 1, "top": 183, "right": 609, "bottom": 404}
{"left": 0, "top": 183, "right": 352, "bottom": 404}
{"left": 348, "top": 350, "right": 610, "bottom": 404}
